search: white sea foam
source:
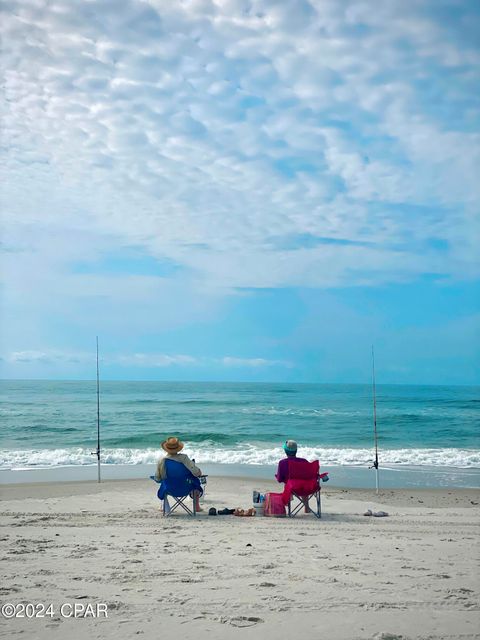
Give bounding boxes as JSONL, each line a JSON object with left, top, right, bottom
{"left": 1, "top": 445, "right": 479, "bottom": 469}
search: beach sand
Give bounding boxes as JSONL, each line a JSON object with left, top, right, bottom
{"left": 1, "top": 476, "right": 479, "bottom": 639}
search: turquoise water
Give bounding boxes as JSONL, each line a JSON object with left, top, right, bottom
{"left": 0, "top": 380, "right": 478, "bottom": 470}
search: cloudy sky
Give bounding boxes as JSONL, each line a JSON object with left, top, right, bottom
{"left": 1, "top": 0, "right": 479, "bottom": 384}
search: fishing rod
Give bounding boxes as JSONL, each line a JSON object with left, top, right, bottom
{"left": 94, "top": 336, "right": 101, "bottom": 483}
{"left": 371, "top": 345, "right": 379, "bottom": 494}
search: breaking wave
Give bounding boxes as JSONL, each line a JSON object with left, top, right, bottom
{"left": 1, "top": 445, "right": 479, "bottom": 469}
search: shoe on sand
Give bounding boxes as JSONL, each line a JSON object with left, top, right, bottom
{"left": 363, "top": 509, "right": 373, "bottom": 516}
{"left": 234, "top": 508, "right": 256, "bottom": 517}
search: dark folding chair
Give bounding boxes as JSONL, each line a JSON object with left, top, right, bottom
{"left": 284, "top": 459, "right": 329, "bottom": 519}
{"left": 151, "top": 459, "right": 204, "bottom": 517}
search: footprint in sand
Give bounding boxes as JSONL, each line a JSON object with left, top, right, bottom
{"left": 0, "top": 586, "right": 20, "bottom": 595}
{"left": 227, "top": 616, "right": 264, "bottom": 628}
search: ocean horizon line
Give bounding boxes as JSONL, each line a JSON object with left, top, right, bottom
{"left": 1, "top": 378, "right": 479, "bottom": 388}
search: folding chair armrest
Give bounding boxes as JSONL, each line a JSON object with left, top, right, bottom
{"left": 150, "top": 475, "right": 161, "bottom": 483}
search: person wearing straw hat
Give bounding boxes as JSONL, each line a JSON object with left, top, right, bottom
{"left": 155, "top": 437, "right": 203, "bottom": 511}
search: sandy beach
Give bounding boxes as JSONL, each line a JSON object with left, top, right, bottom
{"left": 1, "top": 476, "right": 479, "bottom": 640}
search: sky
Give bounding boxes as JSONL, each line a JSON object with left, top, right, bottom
{"left": 1, "top": 0, "right": 479, "bottom": 384}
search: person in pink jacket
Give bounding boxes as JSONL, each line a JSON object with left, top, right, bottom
{"left": 275, "top": 439, "right": 307, "bottom": 482}
{"left": 275, "top": 439, "right": 310, "bottom": 512}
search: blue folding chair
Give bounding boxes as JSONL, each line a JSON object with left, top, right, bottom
{"left": 150, "top": 459, "right": 204, "bottom": 517}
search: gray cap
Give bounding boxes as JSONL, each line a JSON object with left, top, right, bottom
{"left": 283, "top": 439, "right": 298, "bottom": 454}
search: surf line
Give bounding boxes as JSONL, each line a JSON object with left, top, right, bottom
{"left": 370, "top": 345, "right": 380, "bottom": 494}
{"left": 91, "top": 336, "right": 101, "bottom": 483}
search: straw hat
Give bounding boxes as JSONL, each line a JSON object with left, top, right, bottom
{"left": 161, "top": 436, "right": 184, "bottom": 454}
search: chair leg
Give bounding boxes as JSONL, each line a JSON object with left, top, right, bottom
{"left": 311, "top": 492, "right": 321, "bottom": 519}
{"left": 175, "top": 498, "right": 194, "bottom": 516}
{"left": 163, "top": 495, "right": 194, "bottom": 517}
{"left": 287, "top": 492, "right": 322, "bottom": 519}
{"left": 159, "top": 489, "right": 198, "bottom": 517}
{"left": 289, "top": 496, "right": 304, "bottom": 518}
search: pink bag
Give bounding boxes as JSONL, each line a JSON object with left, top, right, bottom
{"left": 264, "top": 492, "right": 286, "bottom": 517}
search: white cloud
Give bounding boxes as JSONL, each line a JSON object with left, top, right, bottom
{"left": 8, "top": 350, "right": 91, "bottom": 364}
{"left": 1, "top": 349, "right": 292, "bottom": 369}
{"left": 1, "top": 0, "right": 479, "bottom": 360}
{"left": 220, "top": 356, "right": 292, "bottom": 368}
{"left": 114, "top": 353, "right": 198, "bottom": 367}
{"left": 9, "top": 351, "right": 53, "bottom": 364}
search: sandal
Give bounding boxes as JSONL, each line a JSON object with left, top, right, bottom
{"left": 234, "top": 508, "right": 255, "bottom": 517}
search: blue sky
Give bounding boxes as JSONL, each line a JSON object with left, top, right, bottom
{"left": 1, "top": 0, "right": 479, "bottom": 384}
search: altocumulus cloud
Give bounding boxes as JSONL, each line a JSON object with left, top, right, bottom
{"left": 2, "top": 0, "right": 479, "bottom": 297}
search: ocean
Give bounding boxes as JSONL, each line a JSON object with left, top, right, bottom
{"left": 0, "top": 380, "right": 479, "bottom": 487}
